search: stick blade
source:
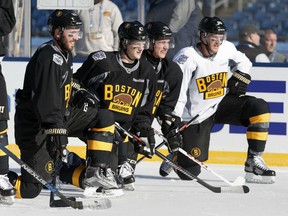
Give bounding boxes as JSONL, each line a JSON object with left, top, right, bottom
{"left": 221, "top": 185, "right": 250, "bottom": 194}
{"left": 50, "top": 197, "right": 112, "bottom": 210}
{"left": 50, "top": 197, "right": 76, "bottom": 207}
{"left": 80, "top": 197, "right": 112, "bottom": 210}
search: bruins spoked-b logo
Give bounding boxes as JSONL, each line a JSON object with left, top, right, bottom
{"left": 45, "top": 160, "right": 54, "bottom": 174}
{"left": 191, "top": 147, "right": 201, "bottom": 158}
{"left": 196, "top": 72, "right": 227, "bottom": 99}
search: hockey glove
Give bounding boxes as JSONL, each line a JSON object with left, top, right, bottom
{"left": 133, "top": 128, "right": 156, "bottom": 158}
{"left": 45, "top": 128, "right": 69, "bottom": 162}
{"left": 227, "top": 71, "right": 251, "bottom": 95}
{"left": 160, "top": 114, "right": 183, "bottom": 152}
{"left": 70, "top": 88, "right": 98, "bottom": 108}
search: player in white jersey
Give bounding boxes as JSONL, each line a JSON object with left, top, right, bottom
{"left": 159, "top": 16, "right": 276, "bottom": 184}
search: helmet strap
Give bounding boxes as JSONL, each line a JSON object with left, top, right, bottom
{"left": 199, "top": 33, "right": 217, "bottom": 59}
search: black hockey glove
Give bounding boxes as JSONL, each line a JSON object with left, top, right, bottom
{"left": 70, "top": 81, "right": 98, "bottom": 108}
{"left": 70, "top": 88, "right": 98, "bottom": 108}
{"left": 133, "top": 128, "right": 156, "bottom": 158}
{"left": 227, "top": 71, "right": 251, "bottom": 95}
{"left": 45, "top": 128, "right": 69, "bottom": 162}
{"left": 160, "top": 114, "right": 183, "bottom": 152}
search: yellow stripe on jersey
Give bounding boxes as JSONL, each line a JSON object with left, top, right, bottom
{"left": 72, "top": 165, "right": 85, "bottom": 187}
{"left": 90, "top": 125, "right": 115, "bottom": 133}
{"left": 249, "top": 113, "right": 270, "bottom": 123}
{"left": 246, "top": 131, "right": 268, "bottom": 141}
{"left": 87, "top": 140, "right": 113, "bottom": 151}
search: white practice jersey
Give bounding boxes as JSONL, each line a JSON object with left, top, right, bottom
{"left": 173, "top": 40, "right": 252, "bottom": 123}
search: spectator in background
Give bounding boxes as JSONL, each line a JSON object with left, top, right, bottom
{"left": 261, "top": 29, "right": 287, "bottom": 63}
{"left": 146, "top": 0, "right": 203, "bottom": 60}
{"left": 236, "top": 24, "right": 270, "bottom": 62}
{"left": 75, "top": 0, "right": 123, "bottom": 57}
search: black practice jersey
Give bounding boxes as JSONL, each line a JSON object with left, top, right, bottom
{"left": 21, "top": 40, "right": 73, "bottom": 129}
{"left": 74, "top": 51, "right": 157, "bottom": 130}
{"left": 143, "top": 51, "right": 183, "bottom": 118}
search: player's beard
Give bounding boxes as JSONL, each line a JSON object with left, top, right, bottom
{"left": 60, "top": 38, "right": 75, "bottom": 52}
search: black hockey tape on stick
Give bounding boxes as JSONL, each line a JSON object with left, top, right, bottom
{"left": 155, "top": 149, "right": 249, "bottom": 194}
{"left": 0, "top": 144, "right": 111, "bottom": 210}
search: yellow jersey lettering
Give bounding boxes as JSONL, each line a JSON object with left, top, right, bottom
{"left": 196, "top": 72, "right": 228, "bottom": 99}
{"left": 104, "top": 84, "right": 113, "bottom": 100}
{"left": 64, "top": 84, "right": 71, "bottom": 108}
{"left": 131, "top": 91, "right": 142, "bottom": 107}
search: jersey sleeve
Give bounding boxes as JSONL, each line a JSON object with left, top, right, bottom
{"left": 156, "top": 60, "right": 183, "bottom": 117}
{"left": 32, "top": 49, "right": 68, "bottom": 129}
{"left": 172, "top": 48, "right": 196, "bottom": 119}
{"left": 131, "top": 62, "right": 158, "bottom": 133}
{"left": 226, "top": 41, "right": 252, "bottom": 74}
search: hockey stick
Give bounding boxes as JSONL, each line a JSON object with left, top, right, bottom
{"left": 153, "top": 129, "right": 245, "bottom": 186}
{"left": 178, "top": 103, "right": 217, "bottom": 132}
{"left": 0, "top": 144, "right": 111, "bottom": 210}
{"left": 113, "top": 124, "right": 249, "bottom": 193}
{"left": 49, "top": 151, "right": 76, "bottom": 208}
{"left": 114, "top": 122, "right": 153, "bottom": 162}
{"left": 155, "top": 149, "right": 249, "bottom": 194}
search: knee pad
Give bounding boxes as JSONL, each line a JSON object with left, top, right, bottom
{"left": 176, "top": 164, "right": 201, "bottom": 180}
{"left": 21, "top": 146, "right": 54, "bottom": 183}
{"left": 243, "top": 98, "right": 270, "bottom": 120}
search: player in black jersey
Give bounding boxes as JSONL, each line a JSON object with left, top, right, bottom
{"left": 74, "top": 21, "right": 157, "bottom": 190}
{"left": 11, "top": 10, "right": 121, "bottom": 199}
{"left": 126, "top": 22, "right": 184, "bottom": 174}
{"left": 0, "top": 0, "right": 16, "bottom": 205}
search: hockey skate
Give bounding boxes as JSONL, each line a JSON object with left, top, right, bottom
{"left": 244, "top": 152, "right": 276, "bottom": 184}
{"left": 0, "top": 174, "right": 16, "bottom": 205}
{"left": 83, "top": 164, "right": 123, "bottom": 198}
{"left": 159, "top": 152, "right": 176, "bottom": 177}
{"left": 117, "top": 161, "right": 135, "bottom": 191}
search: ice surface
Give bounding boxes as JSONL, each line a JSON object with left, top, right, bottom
{"left": 1, "top": 160, "right": 288, "bottom": 216}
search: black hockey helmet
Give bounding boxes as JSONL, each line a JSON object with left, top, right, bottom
{"left": 118, "top": 21, "right": 148, "bottom": 41}
{"left": 198, "top": 16, "right": 226, "bottom": 35}
{"left": 48, "top": 9, "right": 82, "bottom": 34}
{"left": 145, "top": 22, "right": 173, "bottom": 40}
{"left": 144, "top": 22, "right": 175, "bottom": 49}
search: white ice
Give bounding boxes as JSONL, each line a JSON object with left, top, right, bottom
{"left": 1, "top": 160, "right": 288, "bottom": 216}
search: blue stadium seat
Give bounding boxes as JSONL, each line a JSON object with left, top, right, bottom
{"left": 231, "top": 11, "right": 252, "bottom": 22}
{"left": 254, "top": 11, "right": 273, "bottom": 22}
{"left": 261, "top": 20, "right": 278, "bottom": 30}
{"left": 244, "top": 2, "right": 266, "bottom": 13}
{"left": 275, "top": 12, "right": 287, "bottom": 22}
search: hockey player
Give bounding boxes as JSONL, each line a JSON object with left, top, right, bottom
{"left": 0, "top": 0, "right": 16, "bottom": 205}
{"left": 74, "top": 21, "right": 157, "bottom": 190}
{"left": 160, "top": 16, "right": 276, "bottom": 184}
{"left": 126, "top": 22, "right": 183, "bottom": 172}
{"left": 12, "top": 9, "right": 121, "bottom": 199}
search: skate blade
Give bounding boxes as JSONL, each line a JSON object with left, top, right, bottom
{"left": 0, "top": 195, "right": 15, "bottom": 205}
{"left": 122, "top": 183, "right": 135, "bottom": 191}
{"left": 83, "top": 187, "right": 124, "bottom": 198}
{"left": 245, "top": 173, "right": 276, "bottom": 184}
